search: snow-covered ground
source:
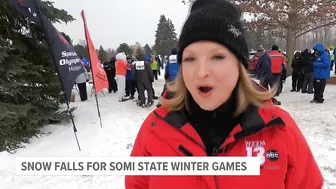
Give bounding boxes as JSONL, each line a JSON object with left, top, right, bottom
{"left": 1, "top": 74, "right": 336, "bottom": 189}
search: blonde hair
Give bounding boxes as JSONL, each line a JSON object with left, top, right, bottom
{"left": 160, "top": 64, "right": 276, "bottom": 116}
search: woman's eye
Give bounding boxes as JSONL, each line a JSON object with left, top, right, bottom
{"left": 212, "top": 55, "right": 225, "bottom": 60}
{"left": 183, "top": 57, "right": 195, "bottom": 62}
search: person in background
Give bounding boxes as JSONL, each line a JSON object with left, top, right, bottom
{"left": 269, "top": 45, "right": 286, "bottom": 96}
{"left": 132, "top": 56, "right": 154, "bottom": 108}
{"left": 75, "top": 67, "right": 89, "bottom": 101}
{"left": 157, "top": 48, "right": 180, "bottom": 107}
{"left": 126, "top": 0, "right": 323, "bottom": 188}
{"left": 256, "top": 46, "right": 280, "bottom": 105}
{"left": 255, "top": 45, "right": 272, "bottom": 89}
{"left": 301, "top": 48, "right": 316, "bottom": 94}
{"left": 291, "top": 51, "right": 304, "bottom": 92}
{"left": 125, "top": 56, "right": 137, "bottom": 99}
{"left": 145, "top": 55, "right": 159, "bottom": 100}
{"left": 165, "top": 56, "right": 169, "bottom": 67}
{"left": 155, "top": 55, "right": 162, "bottom": 75}
{"left": 333, "top": 47, "right": 336, "bottom": 74}
{"left": 165, "top": 48, "right": 179, "bottom": 81}
{"left": 330, "top": 46, "right": 334, "bottom": 70}
{"left": 278, "top": 49, "right": 288, "bottom": 87}
{"left": 311, "top": 43, "right": 330, "bottom": 103}
{"left": 150, "top": 55, "right": 159, "bottom": 80}
{"left": 80, "top": 56, "right": 90, "bottom": 72}
{"left": 115, "top": 52, "right": 128, "bottom": 102}
{"left": 161, "top": 55, "right": 165, "bottom": 69}
{"left": 163, "top": 48, "right": 179, "bottom": 92}
{"left": 103, "top": 57, "right": 118, "bottom": 93}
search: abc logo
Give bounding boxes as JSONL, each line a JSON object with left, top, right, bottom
{"left": 266, "top": 149, "right": 279, "bottom": 161}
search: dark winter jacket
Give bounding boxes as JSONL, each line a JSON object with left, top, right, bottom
{"left": 155, "top": 56, "right": 162, "bottom": 69}
{"left": 313, "top": 43, "right": 331, "bottom": 79}
{"left": 255, "top": 52, "right": 272, "bottom": 81}
{"left": 301, "top": 49, "right": 315, "bottom": 74}
{"left": 126, "top": 69, "right": 133, "bottom": 80}
{"left": 132, "top": 61, "right": 154, "bottom": 85}
{"left": 126, "top": 58, "right": 136, "bottom": 80}
{"left": 103, "top": 60, "right": 116, "bottom": 78}
{"left": 281, "top": 63, "right": 287, "bottom": 81}
{"left": 291, "top": 52, "right": 304, "bottom": 75}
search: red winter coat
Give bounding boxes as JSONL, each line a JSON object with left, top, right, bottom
{"left": 269, "top": 50, "right": 287, "bottom": 74}
{"left": 125, "top": 102, "right": 323, "bottom": 189}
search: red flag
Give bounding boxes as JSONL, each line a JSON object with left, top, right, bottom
{"left": 81, "top": 10, "right": 108, "bottom": 94}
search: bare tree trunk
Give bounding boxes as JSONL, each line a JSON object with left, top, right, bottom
{"left": 319, "top": 28, "right": 323, "bottom": 42}
{"left": 286, "top": 29, "right": 295, "bottom": 76}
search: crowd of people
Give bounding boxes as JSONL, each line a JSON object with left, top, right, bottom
{"left": 255, "top": 43, "right": 331, "bottom": 104}
{"left": 74, "top": 41, "right": 332, "bottom": 107}
{"left": 73, "top": 48, "right": 181, "bottom": 108}
{"left": 94, "top": 49, "right": 180, "bottom": 108}
{"left": 291, "top": 44, "right": 331, "bottom": 103}
{"left": 74, "top": 42, "right": 332, "bottom": 107}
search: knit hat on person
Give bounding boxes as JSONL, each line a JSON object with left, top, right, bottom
{"left": 177, "top": 0, "right": 249, "bottom": 68}
{"left": 271, "top": 45, "right": 279, "bottom": 51}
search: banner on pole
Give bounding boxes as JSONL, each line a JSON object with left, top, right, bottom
{"left": 81, "top": 10, "right": 108, "bottom": 94}
{"left": 9, "top": 0, "right": 86, "bottom": 102}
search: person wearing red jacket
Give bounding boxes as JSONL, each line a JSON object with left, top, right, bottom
{"left": 268, "top": 45, "right": 287, "bottom": 96}
{"left": 125, "top": 0, "right": 323, "bottom": 188}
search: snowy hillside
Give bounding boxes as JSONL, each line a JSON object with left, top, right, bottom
{"left": 0, "top": 74, "right": 335, "bottom": 189}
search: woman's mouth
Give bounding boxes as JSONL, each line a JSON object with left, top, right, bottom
{"left": 197, "top": 86, "right": 213, "bottom": 97}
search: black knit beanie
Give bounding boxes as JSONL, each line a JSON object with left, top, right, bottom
{"left": 272, "top": 45, "right": 279, "bottom": 51}
{"left": 177, "top": 0, "right": 249, "bottom": 68}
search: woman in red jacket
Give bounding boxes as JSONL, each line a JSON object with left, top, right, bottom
{"left": 125, "top": 0, "right": 323, "bottom": 188}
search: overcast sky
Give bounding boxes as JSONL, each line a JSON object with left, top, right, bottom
{"left": 53, "top": 0, "right": 190, "bottom": 49}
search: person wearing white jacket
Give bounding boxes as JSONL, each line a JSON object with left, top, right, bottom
{"left": 115, "top": 52, "right": 128, "bottom": 102}
{"left": 75, "top": 67, "right": 89, "bottom": 101}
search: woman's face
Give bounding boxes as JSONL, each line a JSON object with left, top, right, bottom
{"left": 181, "top": 41, "right": 240, "bottom": 111}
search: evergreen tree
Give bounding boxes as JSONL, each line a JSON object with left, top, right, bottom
{"left": 116, "top": 43, "right": 132, "bottom": 55}
{"left": 143, "top": 44, "right": 152, "bottom": 55}
{"left": 135, "top": 46, "right": 145, "bottom": 61}
{"left": 98, "top": 45, "right": 107, "bottom": 61}
{"left": 61, "top": 32, "right": 73, "bottom": 45}
{"left": 167, "top": 19, "right": 178, "bottom": 50}
{"left": 73, "top": 43, "right": 89, "bottom": 59}
{"left": 106, "top": 48, "right": 116, "bottom": 59}
{"left": 154, "top": 15, "right": 167, "bottom": 56}
{"left": 0, "top": 0, "right": 75, "bottom": 152}
{"left": 154, "top": 15, "right": 178, "bottom": 57}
